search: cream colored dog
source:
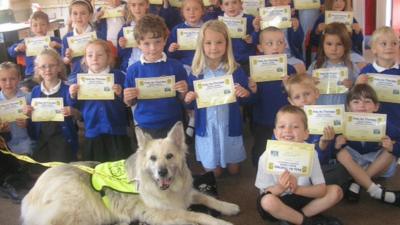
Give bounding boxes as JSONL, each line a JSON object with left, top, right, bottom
{"left": 21, "top": 122, "right": 240, "bottom": 225}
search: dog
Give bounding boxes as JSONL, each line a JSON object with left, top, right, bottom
{"left": 21, "top": 122, "right": 240, "bottom": 225}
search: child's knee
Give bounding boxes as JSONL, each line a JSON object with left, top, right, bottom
{"left": 260, "top": 194, "right": 280, "bottom": 213}
{"left": 326, "top": 185, "right": 343, "bottom": 202}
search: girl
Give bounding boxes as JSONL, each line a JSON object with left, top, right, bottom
{"left": 117, "top": 0, "right": 149, "bottom": 72}
{"left": 95, "top": 0, "right": 126, "bottom": 47}
{"left": 307, "top": 22, "right": 359, "bottom": 105}
{"left": 25, "top": 49, "right": 78, "bottom": 163}
{"left": 62, "top": 0, "right": 95, "bottom": 81}
{"left": 184, "top": 20, "right": 250, "bottom": 177}
{"left": 310, "top": 0, "right": 366, "bottom": 67}
{"left": 69, "top": 40, "right": 131, "bottom": 162}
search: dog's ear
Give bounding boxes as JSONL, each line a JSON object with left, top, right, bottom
{"left": 166, "top": 121, "right": 185, "bottom": 148}
{"left": 135, "top": 126, "right": 152, "bottom": 149}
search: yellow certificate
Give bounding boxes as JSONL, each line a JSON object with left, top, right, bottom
{"left": 304, "top": 105, "right": 344, "bottom": 135}
{"left": 367, "top": 73, "right": 400, "bottom": 104}
{"left": 136, "top": 76, "right": 176, "bottom": 99}
{"left": 177, "top": 28, "right": 200, "bottom": 50}
{"left": 0, "top": 97, "right": 28, "bottom": 123}
{"left": 169, "top": 0, "right": 183, "bottom": 7}
{"left": 123, "top": 26, "right": 137, "bottom": 48}
{"left": 101, "top": 6, "right": 124, "bottom": 18}
{"left": 343, "top": 112, "right": 387, "bottom": 142}
{"left": 243, "top": 0, "right": 265, "bottom": 16}
{"left": 250, "top": 54, "right": 287, "bottom": 82}
{"left": 25, "top": 36, "right": 51, "bottom": 57}
{"left": 218, "top": 16, "right": 247, "bottom": 39}
{"left": 31, "top": 97, "right": 64, "bottom": 122}
{"left": 149, "top": 0, "right": 162, "bottom": 4}
{"left": 203, "top": 0, "right": 212, "bottom": 7}
{"left": 293, "top": 0, "right": 321, "bottom": 10}
{"left": 260, "top": 6, "right": 292, "bottom": 29}
{"left": 77, "top": 74, "right": 114, "bottom": 100}
{"left": 67, "top": 32, "right": 97, "bottom": 58}
{"left": 325, "top": 11, "right": 353, "bottom": 31}
{"left": 194, "top": 75, "right": 236, "bottom": 108}
{"left": 312, "top": 67, "right": 348, "bottom": 94}
{"left": 265, "top": 140, "right": 315, "bottom": 177}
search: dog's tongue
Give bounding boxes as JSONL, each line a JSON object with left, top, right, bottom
{"left": 159, "top": 178, "right": 172, "bottom": 189}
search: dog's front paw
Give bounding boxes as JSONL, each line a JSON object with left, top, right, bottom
{"left": 219, "top": 202, "right": 240, "bottom": 216}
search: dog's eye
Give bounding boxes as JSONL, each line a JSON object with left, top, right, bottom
{"left": 150, "top": 155, "right": 157, "bottom": 161}
{"left": 166, "top": 153, "right": 173, "bottom": 160}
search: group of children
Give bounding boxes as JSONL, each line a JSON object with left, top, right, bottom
{"left": 1, "top": 0, "right": 400, "bottom": 224}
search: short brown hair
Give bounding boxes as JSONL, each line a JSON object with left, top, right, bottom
{"left": 134, "top": 14, "right": 168, "bottom": 42}
{"left": 346, "top": 84, "right": 379, "bottom": 106}
{"left": 30, "top": 11, "right": 49, "bottom": 24}
{"left": 324, "top": 0, "right": 352, "bottom": 11}
{"left": 0, "top": 62, "right": 21, "bottom": 79}
{"left": 275, "top": 105, "right": 308, "bottom": 130}
{"left": 69, "top": 0, "right": 94, "bottom": 14}
{"left": 285, "top": 74, "right": 316, "bottom": 98}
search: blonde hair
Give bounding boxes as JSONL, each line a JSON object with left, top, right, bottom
{"left": 34, "top": 49, "right": 67, "bottom": 83}
{"left": 324, "top": 0, "right": 352, "bottom": 11}
{"left": 285, "top": 74, "right": 316, "bottom": 97}
{"left": 181, "top": 0, "right": 205, "bottom": 18}
{"left": 125, "top": 0, "right": 149, "bottom": 24}
{"left": 191, "top": 20, "right": 237, "bottom": 76}
{"left": 82, "top": 39, "right": 114, "bottom": 71}
{"left": 0, "top": 62, "right": 21, "bottom": 80}
{"left": 370, "top": 26, "right": 399, "bottom": 47}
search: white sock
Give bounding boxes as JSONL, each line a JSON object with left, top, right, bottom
{"left": 186, "top": 116, "right": 195, "bottom": 137}
{"left": 367, "top": 183, "right": 382, "bottom": 199}
{"left": 349, "top": 183, "right": 360, "bottom": 194}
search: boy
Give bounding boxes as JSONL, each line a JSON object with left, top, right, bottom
{"left": 357, "top": 26, "right": 400, "bottom": 130}
{"left": 255, "top": 105, "right": 343, "bottom": 225}
{"left": 249, "top": 26, "right": 296, "bottom": 166}
{"left": 334, "top": 84, "right": 400, "bottom": 205}
{"left": 8, "top": 11, "right": 62, "bottom": 91}
{"left": 123, "top": 14, "right": 188, "bottom": 138}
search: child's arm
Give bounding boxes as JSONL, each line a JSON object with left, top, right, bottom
{"left": 69, "top": 84, "right": 79, "bottom": 99}
{"left": 174, "top": 80, "right": 188, "bottom": 99}
{"left": 123, "top": 87, "right": 139, "bottom": 106}
{"left": 8, "top": 40, "right": 25, "bottom": 58}
{"left": 318, "top": 126, "right": 335, "bottom": 151}
{"left": 15, "top": 118, "right": 28, "bottom": 128}
{"left": 293, "top": 183, "right": 327, "bottom": 198}
{"left": 381, "top": 136, "right": 394, "bottom": 153}
{"left": 265, "top": 170, "right": 292, "bottom": 195}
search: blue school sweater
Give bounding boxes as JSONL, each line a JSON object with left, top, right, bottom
{"left": 203, "top": 6, "right": 223, "bottom": 21}
{"left": 125, "top": 57, "right": 187, "bottom": 129}
{"left": 71, "top": 69, "right": 128, "bottom": 138}
{"left": 230, "top": 14, "right": 257, "bottom": 64}
{"left": 156, "top": 5, "right": 183, "bottom": 30}
{"left": 95, "top": 4, "right": 126, "bottom": 42}
{"left": 252, "top": 64, "right": 296, "bottom": 127}
{"left": 360, "top": 63, "right": 400, "bottom": 129}
{"left": 186, "top": 67, "right": 250, "bottom": 137}
{"left": 8, "top": 36, "right": 62, "bottom": 77}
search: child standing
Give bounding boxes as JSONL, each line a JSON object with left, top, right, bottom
{"left": 95, "top": 0, "right": 126, "bottom": 47}
{"left": 255, "top": 105, "right": 343, "bottom": 225}
{"left": 334, "top": 84, "right": 400, "bottom": 206}
{"left": 184, "top": 20, "right": 250, "bottom": 177}
{"left": 307, "top": 22, "right": 359, "bottom": 105}
{"left": 69, "top": 40, "right": 131, "bottom": 162}
{"left": 117, "top": 0, "right": 149, "bottom": 72}
{"left": 123, "top": 14, "right": 188, "bottom": 138}
{"left": 8, "top": 11, "right": 62, "bottom": 91}
{"left": 357, "top": 26, "right": 400, "bottom": 130}
{"left": 249, "top": 26, "right": 297, "bottom": 166}
{"left": 24, "top": 49, "right": 78, "bottom": 163}
{"left": 0, "top": 62, "right": 34, "bottom": 156}
{"left": 62, "top": 0, "right": 95, "bottom": 80}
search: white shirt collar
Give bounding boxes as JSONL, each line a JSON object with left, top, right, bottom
{"left": 140, "top": 52, "right": 167, "bottom": 64}
{"left": 40, "top": 79, "right": 62, "bottom": 96}
{"left": 88, "top": 66, "right": 111, "bottom": 75}
{"left": 184, "top": 21, "right": 204, "bottom": 28}
{"left": 73, "top": 25, "right": 93, "bottom": 36}
{"left": 372, "top": 61, "right": 399, "bottom": 73}
{"left": 223, "top": 12, "right": 244, "bottom": 18}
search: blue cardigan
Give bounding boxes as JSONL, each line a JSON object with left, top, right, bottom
{"left": 231, "top": 14, "right": 257, "bottom": 64}
{"left": 166, "top": 22, "right": 198, "bottom": 66}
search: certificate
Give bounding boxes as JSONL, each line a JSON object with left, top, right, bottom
{"left": 31, "top": 97, "right": 64, "bottom": 122}
{"left": 0, "top": 97, "right": 28, "bottom": 123}
{"left": 25, "top": 36, "right": 51, "bottom": 57}
{"left": 67, "top": 32, "right": 97, "bottom": 57}
{"left": 367, "top": 73, "right": 400, "bottom": 104}
{"left": 243, "top": 0, "right": 265, "bottom": 16}
{"left": 218, "top": 16, "right": 247, "bottom": 39}
{"left": 123, "top": 26, "right": 137, "bottom": 48}
{"left": 136, "top": 76, "right": 176, "bottom": 99}
{"left": 194, "top": 75, "right": 236, "bottom": 108}
{"left": 312, "top": 67, "right": 348, "bottom": 94}
{"left": 249, "top": 54, "right": 287, "bottom": 82}
{"left": 149, "top": 0, "right": 162, "bottom": 4}
{"left": 169, "top": 0, "right": 183, "bottom": 7}
{"left": 304, "top": 105, "right": 344, "bottom": 135}
{"left": 293, "top": 0, "right": 321, "bottom": 10}
{"left": 77, "top": 74, "right": 114, "bottom": 100}
{"left": 325, "top": 11, "right": 353, "bottom": 31}
{"left": 343, "top": 112, "right": 387, "bottom": 142}
{"left": 260, "top": 6, "right": 292, "bottom": 29}
{"left": 203, "top": 0, "right": 212, "bottom": 7}
{"left": 264, "top": 140, "right": 315, "bottom": 177}
{"left": 177, "top": 28, "right": 200, "bottom": 50}
{"left": 101, "top": 6, "right": 124, "bottom": 18}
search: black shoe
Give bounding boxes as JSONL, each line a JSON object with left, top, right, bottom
{"left": 303, "top": 214, "right": 343, "bottom": 225}
{"left": 0, "top": 182, "right": 21, "bottom": 204}
{"left": 345, "top": 182, "right": 360, "bottom": 203}
{"left": 382, "top": 189, "right": 400, "bottom": 207}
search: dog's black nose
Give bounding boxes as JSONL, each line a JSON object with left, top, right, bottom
{"left": 158, "top": 168, "right": 168, "bottom": 177}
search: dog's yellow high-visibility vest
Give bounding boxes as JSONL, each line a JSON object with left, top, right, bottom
{"left": 92, "top": 160, "right": 139, "bottom": 208}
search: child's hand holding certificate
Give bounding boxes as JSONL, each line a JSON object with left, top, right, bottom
{"left": 293, "top": 0, "right": 321, "bottom": 10}
{"left": 31, "top": 97, "right": 64, "bottom": 122}
{"left": 264, "top": 140, "right": 315, "bottom": 177}
{"left": 123, "top": 27, "right": 138, "bottom": 48}
{"left": 101, "top": 6, "right": 124, "bottom": 18}
{"left": 312, "top": 67, "right": 348, "bottom": 94}
{"left": 25, "top": 36, "right": 51, "bottom": 57}
{"left": 343, "top": 112, "right": 387, "bottom": 142}
{"left": 136, "top": 76, "right": 176, "bottom": 99}
{"left": 367, "top": 73, "right": 400, "bottom": 104}
{"left": 259, "top": 6, "right": 291, "bottom": 29}
{"left": 249, "top": 54, "right": 287, "bottom": 82}
{"left": 0, "top": 97, "right": 28, "bottom": 122}
{"left": 304, "top": 105, "right": 344, "bottom": 135}
{"left": 242, "top": 0, "right": 265, "bottom": 16}
{"left": 177, "top": 28, "right": 200, "bottom": 50}
{"left": 325, "top": 11, "right": 353, "bottom": 31}
{"left": 218, "top": 16, "right": 247, "bottom": 39}
{"left": 193, "top": 75, "right": 236, "bottom": 108}
{"left": 67, "top": 32, "right": 97, "bottom": 57}
{"left": 77, "top": 74, "right": 114, "bottom": 100}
